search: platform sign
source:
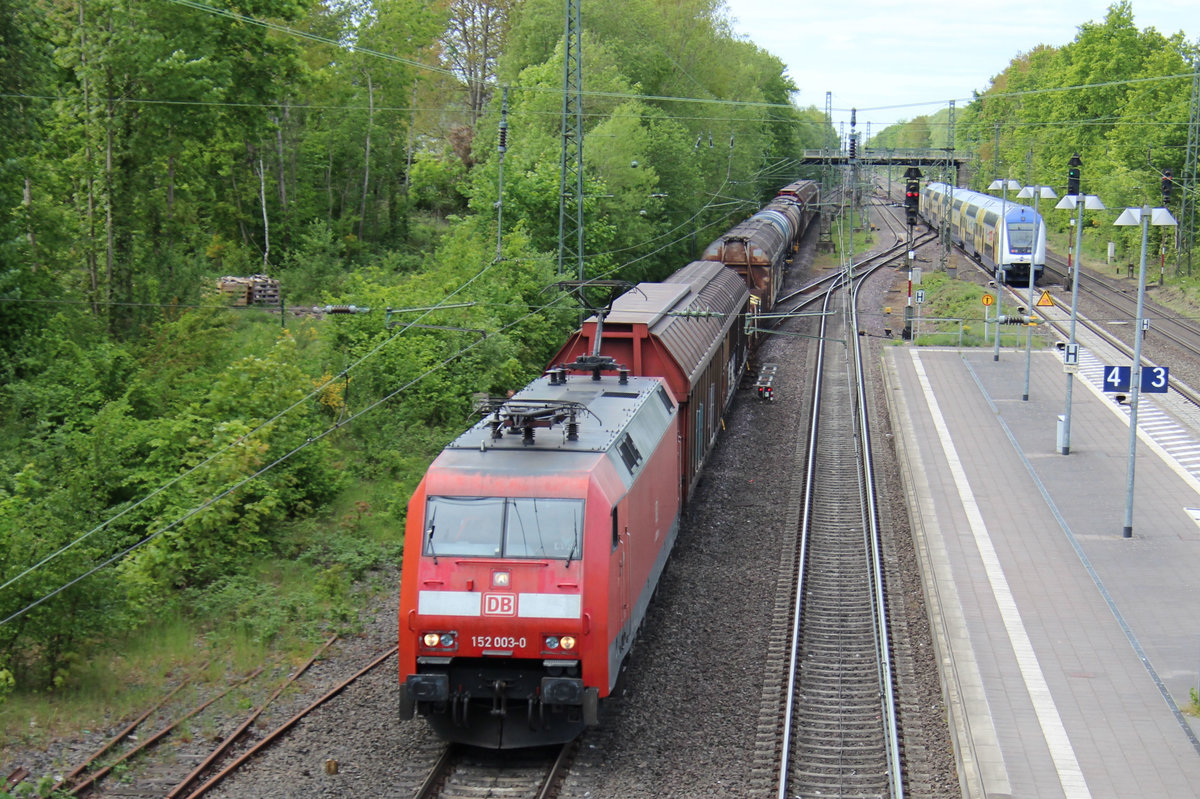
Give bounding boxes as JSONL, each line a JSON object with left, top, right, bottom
{"left": 1141, "top": 366, "right": 1169, "bottom": 393}
{"left": 1064, "top": 343, "right": 1079, "bottom": 366}
{"left": 1103, "top": 365, "right": 1131, "bottom": 392}
{"left": 1102, "top": 365, "right": 1170, "bottom": 393}
{"left": 915, "top": 289, "right": 925, "bottom": 304}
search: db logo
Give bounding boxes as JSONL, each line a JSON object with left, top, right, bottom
{"left": 483, "top": 594, "right": 516, "bottom": 616}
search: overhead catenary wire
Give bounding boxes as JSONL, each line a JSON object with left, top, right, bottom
{"left": 160, "top": 0, "right": 1200, "bottom": 124}
{"left": 0, "top": 256, "right": 510, "bottom": 599}
{"left": 0, "top": 273, "right": 588, "bottom": 626}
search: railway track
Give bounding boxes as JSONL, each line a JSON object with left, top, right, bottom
{"left": 756, "top": 192, "right": 907, "bottom": 798}
{"left": 1043, "top": 251, "right": 1200, "bottom": 360}
{"left": 968, "top": 247, "right": 1200, "bottom": 408}
{"left": 53, "top": 639, "right": 396, "bottom": 799}
{"left": 413, "top": 741, "right": 575, "bottom": 799}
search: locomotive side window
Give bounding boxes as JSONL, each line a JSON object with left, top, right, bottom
{"left": 424, "top": 496, "right": 584, "bottom": 560}
{"left": 617, "top": 433, "right": 642, "bottom": 472}
{"left": 656, "top": 386, "right": 675, "bottom": 414}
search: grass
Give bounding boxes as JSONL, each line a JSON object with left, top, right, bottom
{"left": 814, "top": 224, "right": 877, "bottom": 271}
{"left": 0, "top": 476, "right": 406, "bottom": 767}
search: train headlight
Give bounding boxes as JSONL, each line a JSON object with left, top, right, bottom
{"left": 423, "top": 633, "right": 441, "bottom": 647}
{"left": 559, "top": 636, "right": 576, "bottom": 651}
{"left": 545, "top": 636, "right": 560, "bottom": 649}
{"left": 422, "top": 632, "right": 456, "bottom": 648}
{"left": 439, "top": 633, "right": 456, "bottom": 647}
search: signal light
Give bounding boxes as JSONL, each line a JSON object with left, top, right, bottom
{"left": 903, "top": 167, "right": 922, "bottom": 219}
{"left": 1163, "top": 169, "right": 1173, "bottom": 206}
{"left": 1067, "top": 153, "right": 1081, "bottom": 196}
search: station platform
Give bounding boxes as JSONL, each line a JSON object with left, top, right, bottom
{"left": 884, "top": 344, "right": 1200, "bottom": 798}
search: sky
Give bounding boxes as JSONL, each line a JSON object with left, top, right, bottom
{"left": 721, "top": 0, "right": 1200, "bottom": 138}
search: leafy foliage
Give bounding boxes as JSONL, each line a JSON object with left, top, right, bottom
{"left": 878, "top": 2, "right": 1197, "bottom": 262}
{"left": 0, "top": 0, "right": 828, "bottom": 693}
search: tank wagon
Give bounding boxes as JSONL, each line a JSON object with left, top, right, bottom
{"left": 701, "top": 179, "right": 819, "bottom": 310}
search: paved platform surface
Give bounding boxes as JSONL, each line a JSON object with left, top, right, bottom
{"left": 884, "top": 344, "right": 1200, "bottom": 798}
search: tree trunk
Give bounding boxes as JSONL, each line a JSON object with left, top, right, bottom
{"left": 275, "top": 104, "right": 288, "bottom": 211}
{"left": 258, "top": 155, "right": 269, "bottom": 267}
{"left": 326, "top": 150, "right": 333, "bottom": 220}
{"left": 359, "top": 72, "right": 373, "bottom": 241}
{"left": 24, "top": 178, "right": 36, "bottom": 262}
{"left": 79, "top": 0, "right": 99, "bottom": 313}
{"left": 166, "top": 152, "right": 175, "bottom": 278}
{"left": 104, "top": 76, "right": 115, "bottom": 312}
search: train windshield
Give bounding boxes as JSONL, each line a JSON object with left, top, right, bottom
{"left": 424, "top": 496, "right": 583, "bottom": 560}
{"left": 1007, "top": 223, "right": 1035, "bottom": 254}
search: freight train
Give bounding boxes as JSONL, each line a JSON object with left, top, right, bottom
{"left": 701, "top": 179, "right": 820, "bottom": 310}
{"left": 397, "top": 181, "right": 818, "bottom": 749}
{"left": 919, "top": 181, "right": 1046, "bottom": 285}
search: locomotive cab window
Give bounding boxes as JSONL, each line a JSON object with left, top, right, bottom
{"left": 1007, "top": 223, "right": 1035, "bottom": 253}
{"left": 424, "top": 496, "right": 583, "bottom": 560}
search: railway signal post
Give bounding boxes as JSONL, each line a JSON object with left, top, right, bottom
{"left": 1054, "top": 158, "right": 1105, "bottom": 455}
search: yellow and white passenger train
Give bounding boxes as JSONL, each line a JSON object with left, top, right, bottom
{"left": 920, "top": 182, "right": 1046, "bottom": 285}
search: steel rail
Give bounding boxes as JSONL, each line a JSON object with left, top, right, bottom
{"left": 183, "top": 645, "right": 397, "bottom": 799}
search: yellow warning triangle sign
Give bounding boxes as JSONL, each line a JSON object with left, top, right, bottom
{"left": 1035, "top": 290, "right": 1055, "bottom": 308}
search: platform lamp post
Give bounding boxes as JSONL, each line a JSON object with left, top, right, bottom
{"left": 1017, "top": 184, "right": 1057, "bottom": 401}
{"left": 1114, "top": 204, "right": 1178, "bottom": 538}
{"left": 987, "top": 179, "right": 1022, "bottom": 360}
{"left": 1054, "top": 186, "right": 1106, "bottom": 455}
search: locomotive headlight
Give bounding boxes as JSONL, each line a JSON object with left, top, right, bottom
{"left": 559, "top": 635, "right": 577, "bottom": 651}
{"left": 545, "top": 636, "right": 560, "bottom": 649}
{"left": 422, "top": 632, "right": 456, "bottom": 648}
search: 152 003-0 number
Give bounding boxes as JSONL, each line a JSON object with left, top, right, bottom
{"left": 472, "top": 635, "right": 526, "bottom": 649}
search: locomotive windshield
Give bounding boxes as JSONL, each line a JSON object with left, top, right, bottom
{"left": 1007, "top": 222, "right": 1035, "bottom": 254}
{"left": 424, "top": 496, "right": 583, "bottom": 560}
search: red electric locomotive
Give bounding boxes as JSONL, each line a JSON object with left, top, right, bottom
{"left": 397, "top": 261, "right": 750, "bottom": 748}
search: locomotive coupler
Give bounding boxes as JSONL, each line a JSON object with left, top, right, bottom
{"left": 452, "top": 691, "right": 473, "bottom": 727}
{"left": 490, "top": 681, "right": 509, "bottom": 717}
